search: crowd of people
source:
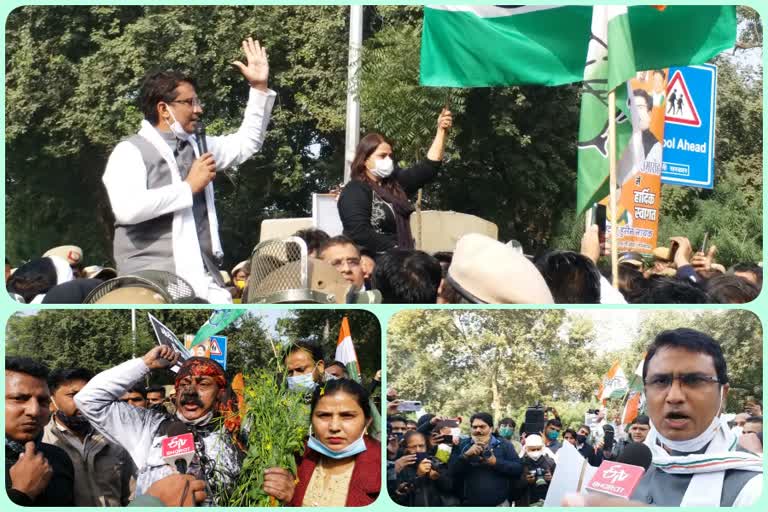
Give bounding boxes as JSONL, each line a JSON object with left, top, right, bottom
{"left": 6, "top": 37, "right": 760, "bottom": 305}
{"left": 6, "top": 227, "right": 762, "bottom": 305}
{"left": 387, "top": 328, "right": 763, "bottom": 507}
{"left": 5, "top": 339, "right": 381, "bottom": 507}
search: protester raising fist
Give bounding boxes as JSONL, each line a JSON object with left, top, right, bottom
{"left": 142, "top": 345, "right": 180, "bottom": 370}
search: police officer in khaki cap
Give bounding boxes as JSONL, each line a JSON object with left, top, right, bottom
{"left": 444, "top": 233, "right": 553, "bottom": 304}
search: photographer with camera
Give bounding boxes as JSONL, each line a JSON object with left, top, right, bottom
{"left": 448, "top": 412, "right": 522, "bottom": 506}
{"left": 392, "top": 431, "right": 456, "bottom": 506}
{"left": 519, "top": 434, "right": 556, "bottom": 506}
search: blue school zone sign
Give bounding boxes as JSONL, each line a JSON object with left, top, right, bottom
{"left": 208, "top": 335, "right": 227, "bottom": 369}
{"left": 662, "top": 64, "right": 717, "bottom": 189}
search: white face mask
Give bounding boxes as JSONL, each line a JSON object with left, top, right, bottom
{"left": 370, "top": 157, "right": 394, "bottom": 179}
{"left": 527, "top": 450, "right": 543, "bottom": 461}
{"left": 164, "top": 104, "right": 191, "bottom": 141}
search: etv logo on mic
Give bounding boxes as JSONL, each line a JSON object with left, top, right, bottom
{"left": 586, "top": 461, "right": 645, "bottom": 499}
{"left": 162, "top": 433, "right": 195, "bottom": 458}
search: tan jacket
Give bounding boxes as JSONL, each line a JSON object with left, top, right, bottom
{"left": 43, "top": 416, "right": 135, "bottom": 506}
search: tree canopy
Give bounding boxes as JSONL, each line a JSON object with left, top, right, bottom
{"left": 5, "top": 6, "right": 762, "bottom": 268}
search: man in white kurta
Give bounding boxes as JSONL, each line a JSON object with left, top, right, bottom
{"left": 103, "top": 38, "right": 274, "bottom": 302}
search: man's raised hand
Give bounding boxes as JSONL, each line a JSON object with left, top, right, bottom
{"left": 232, "top": 37, "right": 269, "bottom": 91}
{"left": 142, "top": 346, "right": 180, "bottom": 370}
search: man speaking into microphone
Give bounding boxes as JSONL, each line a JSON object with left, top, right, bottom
{"left": 563, "top": 329, "right": 763, "bottom": 507}
{"left": 103, "top": 38, "right": 276, "bottom": 303}
{"left": 74, "top": 346, "right": 296, "bottom": 506}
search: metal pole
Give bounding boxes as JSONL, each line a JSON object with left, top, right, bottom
{"left": 343, "top": 5, "right": 363, "bottom": 183}
{"left": 608, "top": 89, "right": 619, "bottom": 288}
{"left": 131, "top": 309, "right": 137, "bottom": 359}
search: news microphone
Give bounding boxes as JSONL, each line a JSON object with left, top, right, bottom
{"left": 195, "top": 120, "right": 207, "bottom": 155}
{"left": 585, "top": 456, "right": 648, "bottom": 499}
{"left": 617, "top": 442, "right": 653, "bottom": 471}
{"left": 162, "top": 422, "right": 196, "bottom": 474}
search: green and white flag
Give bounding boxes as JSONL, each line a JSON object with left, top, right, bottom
{"left": 420, "top": 5, "right": 593, "bottom": 87}
{"left": 190, "top": 309, "right": 246, "bottom": 348}
{"left": 420, "top": 5, "right": 735, "bottom": 89}
{"left": 576, "top": 6, "right": 636, "bottom": 215}
{"left": 575, "top": 6, "right": 735, "bottom": 213}
{"left": 420, "top": 5, "right": 736, "bottom": 212}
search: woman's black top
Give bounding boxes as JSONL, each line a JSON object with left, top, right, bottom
{"left": 337, "top": 159, "right": 441, "bottom": 254}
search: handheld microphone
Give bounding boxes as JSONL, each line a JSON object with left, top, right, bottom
{"left": 585, "top": 452, "right": 649, "bottom": 499}
{"left": 162, "top": 422, "right": 196, "bottom": 474}
{"left": 617, "top": 442, "right": 653, "bottom": 471}
{"left": 195, "top": 120, "right": 207, "bottom": 155}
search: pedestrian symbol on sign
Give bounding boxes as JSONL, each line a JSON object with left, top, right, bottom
{"left": 665, "top": 70, "right": 701, "bottom": 127}
{"left": 209, "top": 339, "right": 222, "bottom": 356}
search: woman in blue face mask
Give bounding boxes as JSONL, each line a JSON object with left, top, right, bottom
{"left": 290, "top": 379, "right": 381, "bottom": 506}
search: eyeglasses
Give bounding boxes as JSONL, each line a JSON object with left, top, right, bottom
{"left": 330, "top": 257, "right": 361, "bottom": 269}
{"left": 170, "top": 97, "right": 203, "bottom": 108}
{"left": 644, "top": 373, "right": 720, "bottom": 392}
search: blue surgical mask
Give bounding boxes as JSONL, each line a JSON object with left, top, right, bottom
{"left": 308, "top": 432, "right": 367, "bottom": 459}
{"left": 546, "top": 430, "right": 560, "bottom": 441}
{"left": 287, "top": 372, "right": 317, "bottom": 392}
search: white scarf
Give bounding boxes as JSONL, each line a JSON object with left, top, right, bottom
{"left": 137, "top": 120, "right": 222, "bottom": 299}
{"left": 645, "top": 415, "right": 762, "bottom": 506}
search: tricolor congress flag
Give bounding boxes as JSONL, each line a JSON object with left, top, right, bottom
{"left": 334, "top": 317, "right": 382, "bottom": 437}
{"left": 335, "top": 317, "right": 361, "bottom": 382}
{"left": 622, "top": 391, "right": 643, "bottom": 425}
{"left": 598, "top": 360, "right": 628, "bottom": 402}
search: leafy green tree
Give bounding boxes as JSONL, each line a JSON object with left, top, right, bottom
{"left": 5, "top": 5, "right": 353, "bottom": 268}
{"left": 388, "top": 310, "right": 613, "bottom": 424}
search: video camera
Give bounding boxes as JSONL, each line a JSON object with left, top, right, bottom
{"left": 524, "top": 403, "right": 545, "bottom": 435}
